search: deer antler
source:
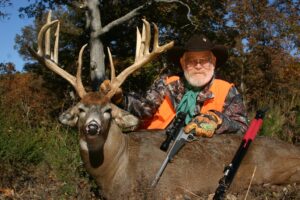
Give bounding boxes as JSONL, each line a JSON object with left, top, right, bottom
{"left": 106, "top": 19, "right": 174, "bottom": 99}
{"left": 28, "top": 11, "right": 87, "bottom": 98}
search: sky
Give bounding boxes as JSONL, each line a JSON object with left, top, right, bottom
{"left": 0, "top": 0, "right": 33, "bottom": 72}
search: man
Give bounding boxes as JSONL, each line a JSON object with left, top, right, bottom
{"left": 106, "top": 34, "right": 248, "bottom": 137}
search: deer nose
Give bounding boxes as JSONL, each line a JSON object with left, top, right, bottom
{"left": 85, "top": 120, "right": 101, "bottom": 135}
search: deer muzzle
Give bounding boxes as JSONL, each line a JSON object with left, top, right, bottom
{"left": 85, "top": 120, "right": 101, "bottom": 136}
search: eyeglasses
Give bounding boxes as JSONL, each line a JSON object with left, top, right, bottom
{"left": 185, "top": 57, "right": 212, "bottom": 66}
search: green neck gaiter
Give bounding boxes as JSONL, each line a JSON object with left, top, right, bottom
{"left": 176, "top": 81, "right": 201, "bottom": 124}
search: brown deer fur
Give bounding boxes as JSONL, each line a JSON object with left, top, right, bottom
{"left": 59, "top": 95, "right": 300, "bottom": 199}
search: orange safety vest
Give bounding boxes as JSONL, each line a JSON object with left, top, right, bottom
{"left": 144, "top": 76, "right": 233, "bottom": 129}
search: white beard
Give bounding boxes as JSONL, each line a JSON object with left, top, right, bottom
{"left": 184, "top": 68, "right": 214, "bottom": 87}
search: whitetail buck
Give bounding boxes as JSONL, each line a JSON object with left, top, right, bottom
{"left": 28, "top": 12, "right": 300, "bottom": 200}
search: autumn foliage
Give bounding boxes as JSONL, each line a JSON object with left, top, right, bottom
{"left": 0, "top": 73, "right": 61, "bottom": 127}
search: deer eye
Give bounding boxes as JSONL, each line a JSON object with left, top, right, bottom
{"left": 102, "top": 104, "right": 112, "bottom": 114}
{"left": 105, "top": 108, "right": 112, "bottom": 114}
{"left": 78, "top": 105, "right": 87, "bottom": 117}
{"left": 102, "top": 106, "right": 112, "bottom": 120}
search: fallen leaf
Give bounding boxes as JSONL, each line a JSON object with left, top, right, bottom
{"left": 0, "top": 188, "right": 14, "bottom": 197}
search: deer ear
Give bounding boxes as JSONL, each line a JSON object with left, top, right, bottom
{"left": 110, "top": 104, "right": 140, "bottom": 132}
{"left": 59, "top": 105, "right": 80, "bottom": 126}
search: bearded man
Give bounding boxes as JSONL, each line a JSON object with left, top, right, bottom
{"left": 105, "top": 34, "right": 248, "bottom": 137}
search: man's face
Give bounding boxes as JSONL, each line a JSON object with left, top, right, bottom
{"left": 180, "top": 51, "right": 216, "bottom": 87}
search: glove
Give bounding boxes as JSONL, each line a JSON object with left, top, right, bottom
{"left": 184, "top": 111, "right": 222, "bottom": 137}
{"left": 99, "top": 80, "right": 123, "bottom": 105}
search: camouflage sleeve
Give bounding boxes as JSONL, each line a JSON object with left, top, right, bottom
{"left": 121, "top": 75, "right": 168, "bottom": 119}
{"left": 213, "top": 86, "right": 249, "bottom": 134}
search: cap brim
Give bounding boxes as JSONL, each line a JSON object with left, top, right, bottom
{"left": 211, "top": 45, "right": 228, "bottom": 68}
{"left": 167, "top": 45, "right": 228, "bottom": 68}
{"left": 166, "top": 46, "right": 185, "bottom": 67}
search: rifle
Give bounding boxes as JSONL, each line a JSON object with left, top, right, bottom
{"left": 213, "top": 108, "right": 268, "bottom": 200}
{"left": 151, "top": 112, "right": 196, "bottom": 187}
{"left": 160, "top": 112, "right": 187, "bottom": 151}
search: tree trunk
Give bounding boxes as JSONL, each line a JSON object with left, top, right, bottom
{"left": 86, "top": 0, "right": 105, "bottom": 90}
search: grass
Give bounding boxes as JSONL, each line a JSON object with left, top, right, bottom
{"left": 0, "top": 116, "right": 78, "bottom": 165}
{"left": 259, "top": 102, "right": 285, "bottom": 137}
{"left": 0, "top": 112, "right": 86, "bottom": 197}
{"left": 248, "top": 95, "right": 300, "bottom": 144}
{"left": 0, "top": 123, "right": 45, "bottom": 165}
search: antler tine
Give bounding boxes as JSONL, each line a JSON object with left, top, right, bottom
{"left": 107, "top": 47, "right": 116, "bottom": 81}
{"left": 134, "top": 27, "right": 142, "bottom": 63}
{"left": 52, "top": 21, "right": 60, "bottom": 63}
{"left": 45, "top": 10, "right": 52, "bottom": 57}
{"left": 142, "top": 19, "right": 151, "bottom": 55}
{"left": 105, "top": 19, "right": 174, "bottom": 100}
{"left": 152, "top": 22, "right": 159, "bottom": 52}
{"left": 37, "top": 20, "right": 59, "bottom": 56}
{"left": 136, "top": 23, "right": 146, "bottom": 61}
{"left": 76, "top": 44, "right": 88, "bottom": 97}
{"left": 29, "top": 11, "right": 88, "bottom": 99}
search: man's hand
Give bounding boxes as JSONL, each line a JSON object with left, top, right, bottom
{"left": 184, "top": 111, "right": 222, "bottom": 137}
{"left": 100, "top": 80, "right": 123, "bottom": 105}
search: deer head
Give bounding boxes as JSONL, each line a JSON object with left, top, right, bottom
{"left": 28, "top": 11, "right": 174, "bottom": 168}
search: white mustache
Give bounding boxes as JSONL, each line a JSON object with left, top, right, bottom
{"left": 184, "top": 69, "right": 214, "bottom": 87}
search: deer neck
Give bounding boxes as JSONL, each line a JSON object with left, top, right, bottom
{"left": 92, "top": 121, "right": 129, "bottom": 191}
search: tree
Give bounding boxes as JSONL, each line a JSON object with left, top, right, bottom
{"left": 223, "top": 0, "right": 300, "bottom": 107}
{"left": 0, "top": 0, "right": 11, "bottom": 18}
{"left": 0, "top": 62, "right": 16, "bottom": 74}
{"left": 16, "top": 0, "right": 233, "bottom": 91}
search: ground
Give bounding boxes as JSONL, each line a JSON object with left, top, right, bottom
{"left": 0, "top": 162, "right": 299, "bottom": 200}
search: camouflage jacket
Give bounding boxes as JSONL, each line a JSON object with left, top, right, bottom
{"left": 121, "top": 74, "right": 249, "bottom": 134}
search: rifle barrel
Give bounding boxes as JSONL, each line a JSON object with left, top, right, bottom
{"left": 151, "top": 155, "right": 170, "bottom": 187}
{"left": 151, "top": 129, "right": 188, "bottom": 188}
